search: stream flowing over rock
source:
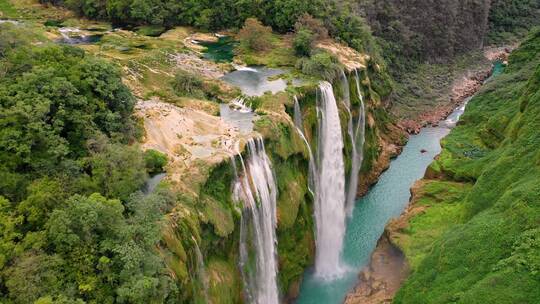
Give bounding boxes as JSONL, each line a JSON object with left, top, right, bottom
{"left": 344, "top": 70, "right": 366, "bottom": 216}
{"left": 314, "top": 82, "right": 347, "bottom": 279}
{"left": 232, "top": 137, "right": 279, "bottom": 304}
{"left": 293, "top": 96, "right": 317, "bottom": 196}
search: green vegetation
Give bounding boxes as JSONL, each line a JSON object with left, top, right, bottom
{"left": 392, "top": 181, "right": 473, "bottom": 270}
{"left": 237, "top": 18, "right": 273, "bottom": 52}
{"left": 0, "top": 24, "right": 179, "bottom": 303}
{"left": 171, "top": 69, "right": 205, "bottom": 98}
{"left": 293, "top": 29, "right": 315, "bottom": 57}
{"left": 293, "top": 14, "right": 327, "bottom": 57}
{"left": 390, "top": 51, "right": 491, "bottom": 120}
{"left": 487, "top": 0, "right": 540, "bottom": 44}
{"left": 144, "top": 149, "right": 168, "bottom": 174}
{"left": 39, "top": 0, "right": 382, "bottom": 57}
{"left": 296, "top": 51, "right": 343, "bottom": 81}
{"left": 394, "top": 30, "right": 540, "bottom": 304}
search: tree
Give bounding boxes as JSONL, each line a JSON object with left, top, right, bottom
{"left": 293, "top": 28, "right": 315, "bottom": 57}
{"left": 88, "top": 144, "right": 147, "bottom": 201}
{"left": 294, "top": 13, "right": 328, "bottom": 41}
{"left": 171, "top": 69, "right": 205, "bottom": 98}
{"left": 295, "top": 51, "right": 342, "bottom": 81}
{"left": 144, "top": 149, "right": 168, "bottom": 174}
{"left": 237, "top": 18, "right": 273, "bottom": 52}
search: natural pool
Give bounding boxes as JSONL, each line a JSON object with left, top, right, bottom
{"left": 57, "top": 27, "right": 103, "bottom": 45}
{"left": 199, "top": 36, "right": 236, "bottom": 63}
{"left": 221, "top": 66, "right": 288, "bottom": 97}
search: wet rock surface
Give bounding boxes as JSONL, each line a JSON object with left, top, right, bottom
{"left": 344, "top": 235, "right": 409, "bottom": 304}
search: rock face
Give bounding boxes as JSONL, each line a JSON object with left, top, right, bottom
{"left": 344, "top": 235, "right": 409, "bottom": 304}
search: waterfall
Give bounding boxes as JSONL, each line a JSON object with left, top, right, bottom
{"left": 194, "top": 239, "right": 210, "bottom": 302}
{"left": 344, "top": 70, "right": 366, "bottom": 215}
{"left": 293, "top": 96, "right": 317, "bottom": 196}
{"left": 314, "top": 82, "right": 347, "bottom": 279}
{"left": 293, "top": 96, "right": 303, "bottom": 129}
{"left": 340, "top": 70, "right": 351, "bottom": 108}
{"left": 232, "top": 137, "right": 279, "bottom": 304}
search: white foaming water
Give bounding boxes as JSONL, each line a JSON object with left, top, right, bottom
{"left": 344, "top": 69, "right": 366, "bottom": 215}
{"left": 232, "top": 137, "right": 279, "bottom": 304}
{"left": 232, "top": 63, "right": 259, "bottom": 73}
{"left": 314, "top": 82, "right": 347, "bottom": 279}
{"left": 293, "top": 96, "right": 303, "bottom": 129}
{"left": 230, "top": 97, "right": 252, "bottom": 113}
{"left": 58, "top": 27, "right": 82, "bottom": 42}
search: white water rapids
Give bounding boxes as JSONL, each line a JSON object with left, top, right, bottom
{"left": 232, "top": 137, "right": 279, "bottom": 304}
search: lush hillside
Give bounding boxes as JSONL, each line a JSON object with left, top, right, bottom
{"left": 0, "top": 23, "right": 177, "bottom": 303}
{"left": 392, "top": 30, "right": 540, "bottom": 303}
{"left": 487, "top": 0, "right": 540, "bottom": 44}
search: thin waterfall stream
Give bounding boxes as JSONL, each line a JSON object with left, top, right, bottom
{"left": 193, "top": 239, "right": 209, "bottom": 302}
{"left": 293, "top": 96, "right": 317, "bottom": 196}
{"left": 232, "top": 137, "right": 279, "bottom": 304}
{"left": 342, "top": 70, "right": 366, "bottom": 216}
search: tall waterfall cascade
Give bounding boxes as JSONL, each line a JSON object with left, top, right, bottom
{"left": 231, "top": 137, "right": 279, "bottom": 304}
{"left": 313, "top": 82, "right": 347, "bottom": 279}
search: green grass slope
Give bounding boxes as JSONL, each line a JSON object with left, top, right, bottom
{"left": 394, "top": 30, "right": 540, "bottom": 304}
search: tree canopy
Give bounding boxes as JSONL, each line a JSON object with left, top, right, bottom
{"left": 0, "top": 24, "right": 176, "bottom": 303}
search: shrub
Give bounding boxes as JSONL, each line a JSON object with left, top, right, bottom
{"left": 171, "top": 69, "right": 205, "bottom": 98}
{"left": 144, "top": 149, "right": 168, "bottom": 174}
{"left": 294, "top": 13, "right": 328, "bottom": 41}
{"left": 295, "top": 51, "right": 342, "bottom": 81}
{"left": 293, "top": 29, "right": 314, "bottom": 57}
{"left": 237, "top": 18, "right": 273, "bottom": 52}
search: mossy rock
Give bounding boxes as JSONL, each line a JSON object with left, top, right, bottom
{"left": 201, "top": 195, "right": 235, "bottom": 237}
{"left": 207, "top": 259, "right": 242, "bottom": 304}
{"left": 276, "top": 160, "right": 308, "bottom": 230}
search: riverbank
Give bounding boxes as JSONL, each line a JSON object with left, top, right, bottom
{"left": 395, "top": 46, "right": 512, "bottom": 134}
{"left": 344, "top": 234, "right": 409, "bottom": 304}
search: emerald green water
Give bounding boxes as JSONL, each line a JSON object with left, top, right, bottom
{"left": 200, "top": 37, "right": 236, "bottom": 62}
{"left": 296, "top": 126, "right": 451, "bottom": 303}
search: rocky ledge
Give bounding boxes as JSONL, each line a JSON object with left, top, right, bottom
{"left": 344, "top": 234, "right": 409, "bottom": 304}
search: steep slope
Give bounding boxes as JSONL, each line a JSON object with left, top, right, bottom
{"left": 391, "top": 30, "right": 540, "bottom": 303}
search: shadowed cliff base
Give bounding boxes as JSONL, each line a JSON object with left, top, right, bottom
{"left": 344, "top": 235, "right": 409, "bottom": 304}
